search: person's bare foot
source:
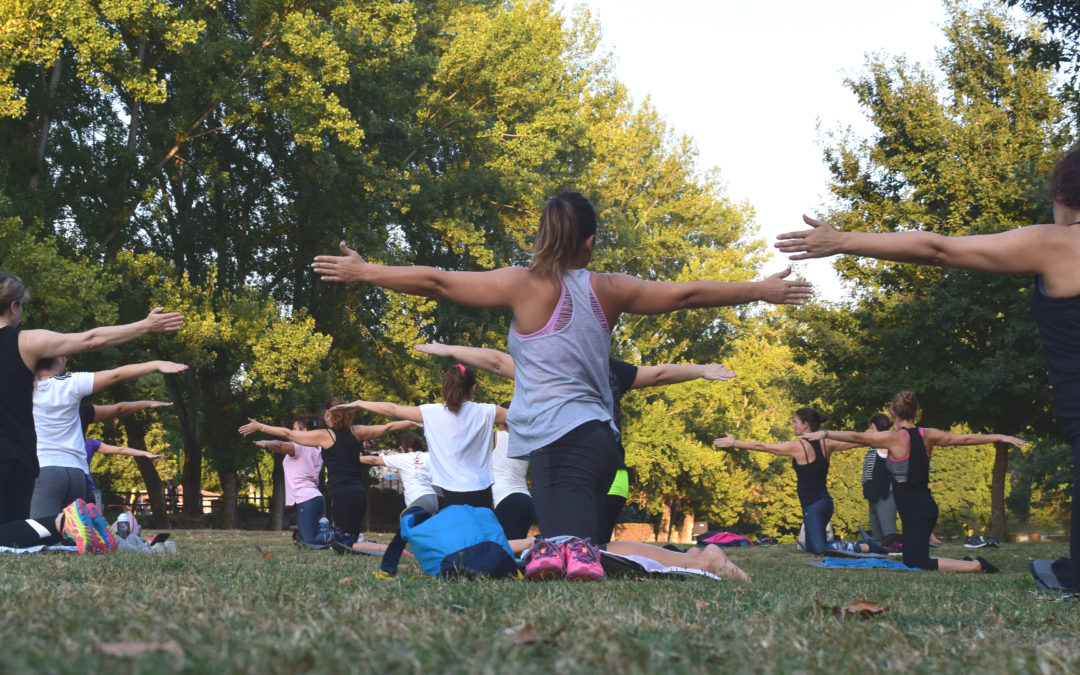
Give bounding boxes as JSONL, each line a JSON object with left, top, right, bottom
{"left": 700, "top": 544, "right": 750, "bottom": 583}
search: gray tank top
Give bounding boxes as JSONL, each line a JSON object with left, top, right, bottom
{"left": 506, "top": 268, "right": 617, "bottom": 458}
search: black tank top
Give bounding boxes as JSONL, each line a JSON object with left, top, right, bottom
{"left": 0, "top": 326, "right": 36, "bottom": 470}
{"left": 793, "top": 439, "right": 830, "bottom": 508}
{"left": 898, "top": 426, "right": 931, "bottom": 489}
{"left": 1031, "top": 276, "right": 1080, "bottom": 443}
{"left": 321, "top": 427, "right": 367, "bottom": 491}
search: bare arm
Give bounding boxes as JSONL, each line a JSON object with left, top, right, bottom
{"left": 91, "top": 401, "right": 172, "bottom": 423}
{"left": 495, "top": 406, "right": 507, "bottom": 425}
{"left": 313, "top": 243, "right": 529, "bottom": 310}
{"left": 923, "top": 429, "right": 1026, "bottom": 449}
{"left": 253, "top": 440, "right": 297, "bottom": 457}
{"left": 598, "top": 268, "right": 812, "bottom": 318}
{"left": 359, "top": 455, "right": 388, "bottom": 466}
{"left": 96, "top": 443, "right": 165, "bottom": 460}
{"left": 92, "top": 361, "right": 189, "bottom": 394}
{"left": 800, "top": 429, "right": 908, "bottom": 453}
{"left": 18, "top": 307, "right": 184, "bottom": 371}
{"left": 775, "top": 215, "right": 1061, "bottom": 274}
{"left": 414, "top": 342, "right": 517, "bottom": 380}
{"left": 631, "top": 363, "right": 736, "bottom": 389}
{"left": 352, "top": 420, "right": 418, "bottom": 442}
{"left": 332, "top": 401, "right": 425, "bottom": 424}
{"left": 713, "top": 434, "right": 805, "bottom": 457}
{"left": 238, "top": 419, "right": 334, "bottom": 447}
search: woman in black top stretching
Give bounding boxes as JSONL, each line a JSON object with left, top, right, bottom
{"left": 801, "top": 392, "right": 1024, "bottom": 572}
{"left": 714, "top": 407, "right": 885, "bottom": 555}
{"left": 0, "top": 272, "right": 183, "bottom": 526}
{"left": 240, "top": 398, "right": 415, "bottom": 553}
{"left": 777, "top": 146, "right": 1080, "bottom": 586}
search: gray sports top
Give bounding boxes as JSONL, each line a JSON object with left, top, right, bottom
{"left": 506, "top": 268, "right": 617, "bottom": 458}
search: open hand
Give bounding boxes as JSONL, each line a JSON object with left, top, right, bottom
{"left": 239, "top": 418, "right": 265, "bottom": 436}
{"left": 413, "top": 342, "right": 451, "bottom": 357}
{"left": 713, "top": 433, "right": 736, "bottom": 449}
{"left": 253, "top": 440, "right": 274, "bottom": 450}
{"left": 156, "top": 361, "right": 189, "bottom": 375}
{"left": 758, "top": 267, "right": 813, "bottom": 305}
{"left": 143, "top": 401, "right": 173, "bottom": 409}
{"left": 329, "top": 400, "right": 362, "bottom": 412}
{"left": 148, "top": 454, "right": 166, "bottom": 461}
{"left": 702, "top": 364, "right": 737, "bottom": 381}
{"left": 143, "top": 307, "right": 184, "bottom": 333}
{"left": 799, "top": 430, "right": 827, "bottom": 442}
{"left": 774, "top": 215, "right": 844, "bottom": 261}
{"left": 312, "top": 242, "right": 367, "bottom": 284}
{"left": 998, "top": 435, "right": 1027, "bottom": 448}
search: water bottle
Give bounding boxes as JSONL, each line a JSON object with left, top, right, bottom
{"left": 116, "top": 514, "right": 130, "bottom": 539}
{"left": 318, "top": 517, "right": 329, "bottom": 534}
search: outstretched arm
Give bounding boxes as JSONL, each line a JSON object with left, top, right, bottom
{"left": 238, "top": 419, "right": 334, "bottom": 447}
{"left": 18, "top": 307, "right": 184, "bottom": 370}
{"left": 332, "top": 400, "right": 425, "bottom": 424}
{"left": 599, "top": 268, "right": 812, "bottom": 317}
{"left": 92, "top": 361, "right": 188, "bottom": 394}
{"left": 414, "top": 342, "right": 517, "bottom": 380}
{"left": 924, "top": 429, "right": 1026, "bottom": 448}
{"left": 359, "top": 455, "right": 388, "bottom": 467}
{"left": 800, "top": 429, "right": 906, "bottom": 453}
{"left": 91, "top": 401, "right": 172, "bottom": 424}
{"left": 313, "top": 243, "right": 528, "bottom": 310}
{"left": 632, "top": 363, "right": 736, "bottom": 389}
{"left": 253, "top": 440, "right": 297, "bottom": 457}
{"left": 713, "top": 434, "right": 804, "bottom": 457}
{"left": 96, "top": 443, "right": 166, "bottom": 460}
{"left": 353, "top": 420, "right": 418, "bottom": 442}
{"left": 775, "top": 215, "right": 1060, "bottom": 275}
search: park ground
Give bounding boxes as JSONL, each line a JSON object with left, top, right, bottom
{"left": 0, "top": 531, "right": 1077, "bottom": 675}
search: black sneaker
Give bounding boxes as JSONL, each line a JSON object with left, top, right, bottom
{"left": 975, "top": 556, "right": 999, "bottom": 574}
{"left": 857, "top": 526, "right": 874, "bottom": 541}
{"left": 964, "top": 535, "right": 987, "bottom": 548}
{"left": 984, "top": 534, "right": 1001, "bottom": 548}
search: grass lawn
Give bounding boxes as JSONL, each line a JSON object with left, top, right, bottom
{"left": 1, "top": 530, "right": 1077, "bottom": 675}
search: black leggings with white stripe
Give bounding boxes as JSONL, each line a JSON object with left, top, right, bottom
{"left": 0, "top": 515, "right": 62, "bottom": 548}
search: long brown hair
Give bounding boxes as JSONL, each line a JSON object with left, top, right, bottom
{"left": 0, "top": 272, "right": 29, "bottom": 316}
{"left": 529, "top": 191, "right": 597, "bottom": 278}
{"left": 442, "top": 364, "right": 476, "bottom": 413}
{"left": 323, "top": 398, "right": 355, "bottom": 430}
{"left": 400, "top": 433, "right": 426, "bottom": 452}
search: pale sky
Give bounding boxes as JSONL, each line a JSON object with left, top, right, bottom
{"left": 574, "top": 0, "right": 950, "bottom": 301}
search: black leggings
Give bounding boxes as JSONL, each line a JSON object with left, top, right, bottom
{"left": 0, "top": 459, "right": 37, "bottom": 526}
{"left": 494, "top": 492, "right": 534, "bottom": 540}
{"left": 599, "top": 494, "right": 626, "bottom": 545}
{"left": 529, "top": 420, "right": 619, "bottom": 541}
{"left": 441, "top": 486, "right": 493, "bottom": 510}
{"left": 893, "top": 482, "right": 939, "bottom": 571}
{"left": 330, "top": 485, "right": 367, "bottom": 537}
{"left": 1071, "top": 436, "right": 1080, "bottom": 566}
{"left": 0, "top": 515, "right": 61, "bottom": 547}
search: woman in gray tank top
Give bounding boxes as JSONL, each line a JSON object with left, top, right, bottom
{"left": 314, "top": 192, "right": 809, "bottom": 581}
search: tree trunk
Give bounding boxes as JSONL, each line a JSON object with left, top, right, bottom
{"left": 656, "top": 497, "right": 673, "bottom": 543}
{"left": 991, "top": 441, "right": 1009, "bottom": 541}
{"left": 29, "top": 55, "right": 63, "bottom": 191}
{"left": 111, "top": 383, "right": 168, "bottom": 528}
{"left": 269, "top": 451, "right": 285, "bottom": 531}
{"left": 679, "top": 510, "right": 696, "bottom": 544}
{"left": 164, "top": 374, "right": 203, "bottom": 517}
{"left": 219, "top": 469, "right": 239, "bottom": 530}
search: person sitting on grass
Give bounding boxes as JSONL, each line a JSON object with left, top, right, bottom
{"left": 798, "top": 391, "right": 1024, "bottom": 573}
{"left": 714, "top": 407, "right": 888, "bottom": 557}
{"left": 239, "top": 400, "right": 416, "bottom": 555}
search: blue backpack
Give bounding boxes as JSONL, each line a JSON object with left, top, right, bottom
{"left": 384, "top": 505, "right": 520, "bottom": 579}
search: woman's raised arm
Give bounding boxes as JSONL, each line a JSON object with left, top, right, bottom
{"left": 332, "top": 400, "right": 424, "bottom": 424}
{"left": 238, "top": 419, "right": 333, "bottom": 447}
{"left": 414, "top": 342, "right": 517, "bottom": 380}
{"left": 19, "top": 307, "right": 183, "bottom": 370}
{"left": 713, "top": 434, "right": 804, "bottom": 457}
{"left": 925, "top": 429, "right": 1026, "bottom": 449}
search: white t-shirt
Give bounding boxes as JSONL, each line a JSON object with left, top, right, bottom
{"left": 382, "top": 451, "right": 436, "bottom": 506}
{"left": 420, "top": 401, "right": 496, "bottom": 492}
{"left": 34, "top": 372, "right": 95, "bottom": 472}
{"left": 492, "top": 430, "right": 530, "bottom": 507}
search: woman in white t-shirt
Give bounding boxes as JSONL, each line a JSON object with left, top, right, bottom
{"left": 30, "top": 357, "right": 188, "bottom": 519}
{"left": 335, "top": 365, "right": 507, "bottom": 509}
{"left": 360, "top": 433, "right": 438, "bottom": 515}
{"left": 491, "top": 399, "right": 533, "bottom": 539}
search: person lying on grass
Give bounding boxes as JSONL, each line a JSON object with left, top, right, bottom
{"left": 798, "top": 391, "right": 1024, "bottom": 573}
